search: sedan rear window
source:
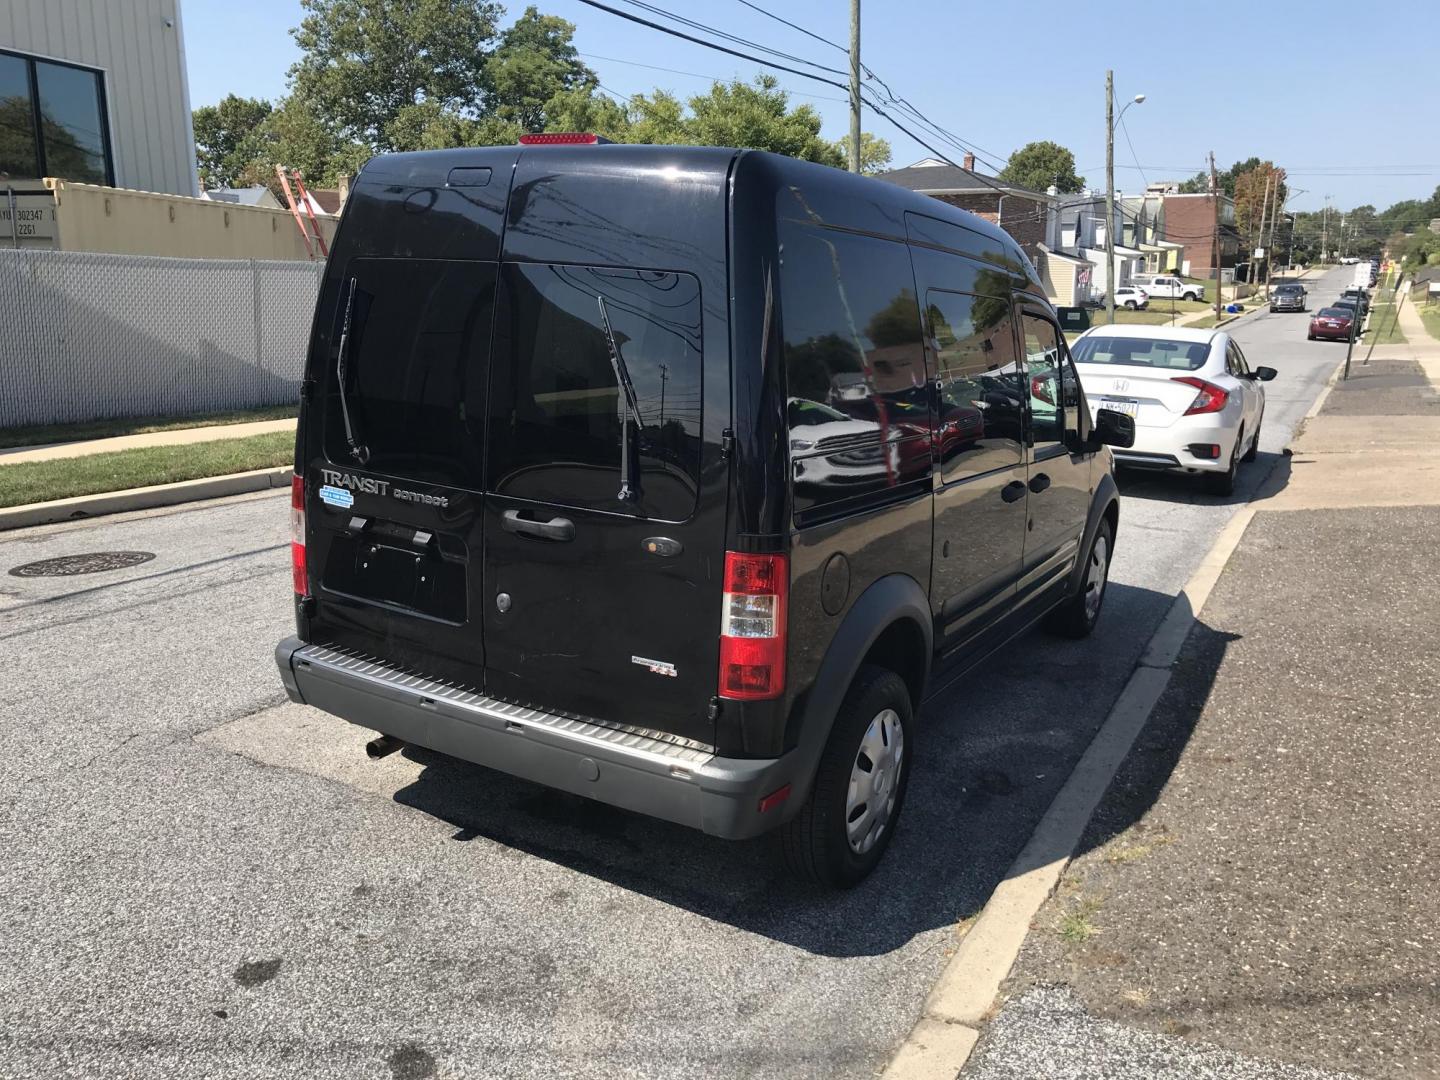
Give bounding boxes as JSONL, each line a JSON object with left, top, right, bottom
{"left": 1317, "top": 308, "right": 1351, "bottom": 318}
{"left": 1070, "top": 335, "right": 1211, "bottom": 371}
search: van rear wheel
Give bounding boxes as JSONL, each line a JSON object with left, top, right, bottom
{"left": 1045, "top": 519, "right": 1113, "bottom": 639}
{"left": 781, "top": 666, "right": 912, "bottom": 888}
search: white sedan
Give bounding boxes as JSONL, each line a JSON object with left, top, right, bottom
{"left": 1070, "top": 325, "right": 1276, "bottom": 495}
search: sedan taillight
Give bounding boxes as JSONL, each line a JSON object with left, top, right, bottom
{"left": 1172, "top": 376, "right": 1229, "bottom": 416}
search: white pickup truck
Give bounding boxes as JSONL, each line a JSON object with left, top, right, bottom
{"left": 1130, "top": 274, "right": 1205, "bottom": 302}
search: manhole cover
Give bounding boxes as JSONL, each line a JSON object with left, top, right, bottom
{"left": 9, "top": 551, "right": 156, "bottom": 578}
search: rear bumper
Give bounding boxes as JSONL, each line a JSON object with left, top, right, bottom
{"left": 274, "top": 637, "right": 797, "bottom": 840}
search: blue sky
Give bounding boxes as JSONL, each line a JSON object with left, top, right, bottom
{"left": 183, "top": 0, "right": 1440, "bottom": 213}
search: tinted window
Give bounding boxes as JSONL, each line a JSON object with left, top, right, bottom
{"left": 489, "top": 263, "right": 703, "bottom": 522}
{"left": 324, "top": 258, "right": 495, "bottom": 488}
{"left": 0, "top": 53, "right": 38, "bottom": 179}
{"left": 1021, "top": 314, "right": 1065, "bottom": 451}
{"left": 1071, "top": 334, "right": 1211, "bottom": 371}
{"left": 35, "top": 61, "right": 109, "bottom": 184}
{"left": 780, "top": 222, "right": 931, "bottom": 519}
{"left": 926, "top": 290, "right": 1023, "bottom": 480}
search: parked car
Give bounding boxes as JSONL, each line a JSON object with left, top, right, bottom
{"left": 1131, "top": 274, "right": 1205, "bottom": 302}
{"left": 1270, "top": 283, "right": 1307, "bottom": 313}
{"left": 273, "top": 140, "right": 1135, "bottom": 887}
{"left": 1339, "top": 288, "right": 1370, "bottom": 315}
{"left": 1069, "top": 325, "right": 1275, "bottom": 495}
{"left": 1309, "top": 307, "right": 1356, "bottom": 341}
{"left": 1114, "top": 286, "right": 1149, "bottom": 310}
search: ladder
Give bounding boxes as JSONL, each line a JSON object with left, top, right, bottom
{"left": 276, "top": 165, "right": 330, "bottom": 259}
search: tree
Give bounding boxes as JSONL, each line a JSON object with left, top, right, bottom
{"left": 488, "top": 6, "right": 596, "bottom": 131}
{"left": 193, "top": 94, "right": 273, "bottom": 188}
{"left": 998, "top": 141, "right": 1083, "bottom": 194}
{"left": 229, "top": 94, "right": 370, "bottom": 199}
{"left": 1232, "top": 161, "right": 1285, "bottom": 246}
{"left": 684, "top": 76, "right": 842, "bottom": 167}
{"left": 837, "top": 132, "right": 892, "bottom": 175}
{"left": 1177, "top": 156, "right": 1263, "bottom": 198}
{"left": 289, "top": 0, "right": 503, "bottom": 149}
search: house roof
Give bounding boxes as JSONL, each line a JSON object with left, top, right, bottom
{"left": 1036, "top": 244, "right": 1089, "bottom": 265}
{"left": 875, "top": 161, "right": 1047, "bottom": 200}
{"left": 201, "top": 185, "right": 279, "bottom": 208}
{"left": 306, "top": 189, "right": 344, "bottom": 215}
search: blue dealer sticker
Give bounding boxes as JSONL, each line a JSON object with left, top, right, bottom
{"left": 318, "top": 484, "right": 354, "bottom": 509}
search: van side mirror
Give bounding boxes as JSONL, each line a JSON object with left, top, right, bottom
{"left": 1092, "top": 408, "right": 1136, "bottom": 449}
{"left": 1253, "top": 366, "right": 1277, "bottom": 381}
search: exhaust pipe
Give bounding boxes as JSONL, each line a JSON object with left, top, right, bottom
{"left": 366, "top": 734, "right": 405, "bottom": 759}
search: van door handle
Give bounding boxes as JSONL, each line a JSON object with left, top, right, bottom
{"left": 502, "top": 510, "right": 575, "bottom": 542}
{"left": 1001, "top": 481, "right": 1027, "bottom": 503}
{"left": 1028, "top": 472, "right": 1051, "bottom": 494}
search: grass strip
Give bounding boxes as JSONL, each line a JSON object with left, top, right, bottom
{"left": 0, "top": 405, "right": 298, "bottom": 450}
{"left": 1417, "top": 302, "right": 1440, "bottom": 344}
{"left": 0, "top": 431, "right": 294, "bottom": 508}
{"left": 1365, "top": 304, "right": 1407, "bottom": 346}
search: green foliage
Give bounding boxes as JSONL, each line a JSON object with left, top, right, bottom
{"left": 685, "top": 76, "right": 843, "bottom": 166}
{"left": 999, "top": 140, "right": 1083, "bottom": 194}
{"left": 1179, "top": 157, "right": 1263, "bottom": 198}
{"left": 193, "top": 95, "right": 273, "bottom": 188}
{"left": 837, "top": 132, "right": 892, "bottom": 175}
{"left": 489, "top": 6, "right": 596, "bottom": 130}
{"left": 289, "top": 0, "right": 504, "bottom": 149}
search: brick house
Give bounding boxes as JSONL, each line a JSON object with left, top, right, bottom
{"left": 875, "top": 155, "right": 1055, "bottom": 261}
{"left": 1159, "top": 192, "right": 1240, "bottom": 279}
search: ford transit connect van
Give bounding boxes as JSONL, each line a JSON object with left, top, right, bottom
{"left": 275, "top": 141, "right": 1133, "bottom": 885}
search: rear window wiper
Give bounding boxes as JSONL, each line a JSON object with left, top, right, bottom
{"left": 596, "top": 295, "right": 642, "bottom": 503}
{"left": 335, "top": 277, "right": 371, "bottom": 466}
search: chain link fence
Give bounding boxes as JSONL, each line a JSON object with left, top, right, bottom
{"left": 0, "top": 249, "right": 323, "bottom": 429}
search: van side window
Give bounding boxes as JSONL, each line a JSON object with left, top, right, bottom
{"left": 487, "top": 263, "right": 703, "bottom": 522}
{"left": 925, "top": 290, "right": 1024, "bottom": 481}
{"left": 779, "top": 222, "right": 931, "bottom": 520}
{"left": 323, "top": 258, "right": 495, "bottom": 488}
{"left": 1020, "top": 314, "right": 1065, "bottom": 452}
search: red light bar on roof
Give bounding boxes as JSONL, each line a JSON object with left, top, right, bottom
{"left": 518, "top": 132, "right": 613, "bottom": 145}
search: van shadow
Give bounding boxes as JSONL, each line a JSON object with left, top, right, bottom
{"left": 389, "top": 579, "right": 1232, "bottom": 959}
{"left": 1115, "top": 448, "right": 1291, "bottom": 508}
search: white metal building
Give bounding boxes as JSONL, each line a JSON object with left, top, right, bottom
{"left": 1, "top": 0, "right": 197, "bottom": 197}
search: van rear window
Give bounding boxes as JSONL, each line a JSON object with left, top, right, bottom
{"left": 323, "top": 258, "right": 495, "bottom": 487}
{"left": 487, "top": 263, "right": 703, "bottom": 521}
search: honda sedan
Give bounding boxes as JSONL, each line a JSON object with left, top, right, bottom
{"left": 1070, "top": 326, "right": 1276, "bottom": 495}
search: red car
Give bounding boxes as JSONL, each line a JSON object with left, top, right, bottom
{"left": 1308, "top": 307, "right": 1354, "bottom": 341}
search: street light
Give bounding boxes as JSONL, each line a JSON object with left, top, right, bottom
{"left": 1105, "top": 75, "right": 1146, "bottom": 325}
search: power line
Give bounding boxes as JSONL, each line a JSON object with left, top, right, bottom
{"left": 577, "top": 51, "right": 851, "bottom": 103}
{"left": 610, "top": 0, "right": 849, "bottom": 78}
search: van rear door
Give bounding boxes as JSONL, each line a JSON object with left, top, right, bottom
{"left": 479, "top": 149, "right": 734, "bottom": 749}
{"left": 299, "top": 151, "right": 513, "bottom": 689}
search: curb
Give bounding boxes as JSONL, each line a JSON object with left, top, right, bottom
{"left": 881, "top": 499, "right": 1271, "bottom": 1079}
{"left": 0, "top": 466, "right": 292, "bottom": 531}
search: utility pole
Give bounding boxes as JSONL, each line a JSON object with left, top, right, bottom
{"left": 1265, "top": 179, "right": 1283, "bottom": 294}
{"left": 1255, "top": 172, "right": 1272, "bottom": 290}
{"left": 848, "top": 0, "right": 861, "bottom": 174}
{"left": 1105, "top": 69, "right": 1115, "bottom": 326}
{"left": 1321, "top": 195, "right": 1330, "bottom": 262}
{"left": 1210, "top": 151, "right": 1222, "bottom": 324}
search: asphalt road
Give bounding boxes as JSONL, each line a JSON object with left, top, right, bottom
{"left": 0, "top": 268, "right": 1351, "bottom": 1080}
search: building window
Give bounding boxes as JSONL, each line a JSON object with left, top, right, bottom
{"left": 0, "top": 49, "right": 114, "bottom": 187}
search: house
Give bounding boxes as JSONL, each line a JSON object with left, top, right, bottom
{"left": 875, "top": 155, "right": 1056, "bottom": 261}
{"left": 1122, "top": 190, "right": 1184, "bottom": 274}
{"left": 1054, "top": 191, "right": 1145, "bottom": 299}
{"left": 1157, "top": 192, "right": 1240, "bottom": 280}
{"left": 201, "top": 186, "right": 282, "bottom": 209}
{"left": 1, "top": 1, "right": 197, "bottom": 196}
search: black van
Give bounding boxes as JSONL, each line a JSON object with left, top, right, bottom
{"left": 275, "top": 142, "right": 1133, "bottom": 886}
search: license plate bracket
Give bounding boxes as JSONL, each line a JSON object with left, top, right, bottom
{"left": 1095, "top": 397, "right": 1139, "bottom": 420}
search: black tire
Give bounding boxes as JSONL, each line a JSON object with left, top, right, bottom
{"left": 1203, "top": 430, "right": 1242, "bottom": 495}
{"left": 1183, "top": 291, "right": 1198, "bottom": 302}
{"left": 1045, "top": 518, "right": 1114, "bottom": 639}
{"left": 781, "top": 666, "right": 913, "bottom": 888}
{"left": 1308, "top": 332, "right": 1315, "bottom": 340}
{"left": 1243, "top": 418, "right": 1260, "bottom": 462}
{"left": 1124, "top": 300, "right": 1137, "bottom": 310}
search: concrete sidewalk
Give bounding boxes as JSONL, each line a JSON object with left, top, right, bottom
{"left": 966, "top": 316, "right": 1440, "bottom": 1076}
{"left": 0, "top": 418, "right": 297, "bottom": 464}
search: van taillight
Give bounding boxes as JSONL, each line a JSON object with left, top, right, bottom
{"left": 718, "top": 552, "right": 788, "bottom": 700}
{"left": 290, "top": 474, "right": 308, "bottom": 596}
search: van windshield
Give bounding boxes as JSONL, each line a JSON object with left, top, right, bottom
{"left": 1071, "top": 335, "right": 1211, "bottom": 371}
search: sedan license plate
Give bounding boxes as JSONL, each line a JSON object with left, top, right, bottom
{"left": 1096, "top": 397, "right": 1138, "bottom": 419}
